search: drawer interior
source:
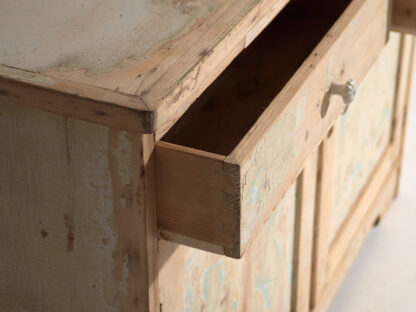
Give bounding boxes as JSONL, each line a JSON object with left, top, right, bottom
{"left": 162, "top": 0, "right": 352, "bottom": 155}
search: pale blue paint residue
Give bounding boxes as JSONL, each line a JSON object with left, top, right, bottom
{"left": 183, "top": 251, "right": 198, "bottom": 312}
{"left": 255, "top": 276, "right": 274, "bottom": 309}
{"left": 273, "top": 237, "right": 283, "bottom": 258}
{"left": 266, "top": 202, "right": 281, "bottom": 234}
{"left": 183, "top": 251, "right": 196, "bottom": 270}
{"left": 348, "top": 162, "right": 363, "bottom": 179}
{"left": 287, "top": 211, "right": 295, "bottom": 288}
{"left": 231, "top": 299, "right": 237, "bottom": 311}
{"left": 254, "top": 200, "right": 284, "bottom": 310}
{"left": 202, "top": 263, "right": 224, "bottom": 311}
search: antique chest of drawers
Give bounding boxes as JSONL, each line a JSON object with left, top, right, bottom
{"left": 0, "top": 0, "right": 415, "bottom": 311}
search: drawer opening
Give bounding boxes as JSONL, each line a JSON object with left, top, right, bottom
{"left": 162, "top": 0, "right": 352, "bottom": 156}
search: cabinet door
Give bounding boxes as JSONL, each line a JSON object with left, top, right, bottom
{"left": 311, "top": 32, "right": 415, "bottom": 312}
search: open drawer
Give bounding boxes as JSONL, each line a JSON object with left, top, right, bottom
{"left": 156, "top": 0, "right": 389, "bottom": 258}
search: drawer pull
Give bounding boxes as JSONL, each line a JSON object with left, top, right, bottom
{"left": 332, "top": 79, "right": 357, "bottom": 114}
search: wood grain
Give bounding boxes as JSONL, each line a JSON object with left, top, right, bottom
{"left": 0, "top": 0, "right": 292, "bottom": 135}
{"left": 0, "top": 72, "right": 151, "bottom": 133}
{"left": 157, "top": 0, "right": 389, "bottom": 258}
{"left": 156, "top": 141, "right": 239, "bottom": 256}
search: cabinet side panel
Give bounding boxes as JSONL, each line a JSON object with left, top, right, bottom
{"left": 0, "top": 102, "right": 150, "bottom": 311}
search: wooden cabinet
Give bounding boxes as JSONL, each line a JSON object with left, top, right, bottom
{"left": 0, "top": 0, "right": 414, "bottom": 311}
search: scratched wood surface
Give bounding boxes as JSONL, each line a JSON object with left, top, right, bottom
{"left": 158, "top": 181, "right": 297, "bottom": 312}
{"left": 0, "top": 102, "right": 153, "bottom": 311}
{"left": 328, "top": 32, "right": 401, "bottom": 243}
{"left": 0, "top": 0, "right": 292, "bottom": 135}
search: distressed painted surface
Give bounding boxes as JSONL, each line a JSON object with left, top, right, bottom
{"left": 0, "top": 0, "right": 217, "bottom": 73}
{"left": 239, "top": 106, "right": 298, "bottom": 250}
{"left": 329, "top": 33, "right": 401, "bottom": 242}
{"left": 0, "top": 102, "right": 147, "bottom": 311}
{"left": 158, "top": 182, "right": 297, "bottom": 312}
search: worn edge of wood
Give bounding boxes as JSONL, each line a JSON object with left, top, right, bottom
{"left": 142, "top": 134, "right": 160, "bottom": 311}
{"left": 0, "top": 67, "right": 153, "bottom": 133}
{"left": 150, "top": 0, "right": 291, "bottom": 139}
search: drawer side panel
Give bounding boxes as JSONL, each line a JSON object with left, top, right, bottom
{"left": 156, "top": 142, "right": 240, "bottom": 255}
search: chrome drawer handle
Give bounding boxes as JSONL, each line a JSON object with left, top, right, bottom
{"left": 331, "top": 79, "right": 357, "bottom": 114}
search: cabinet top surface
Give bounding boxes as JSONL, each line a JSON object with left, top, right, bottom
{"left": 0, "top": 0, "right": 289, "bottom": 131}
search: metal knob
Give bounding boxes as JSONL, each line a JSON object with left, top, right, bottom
{"left": 331, "top": 79, "right": 357, "bottom": 115}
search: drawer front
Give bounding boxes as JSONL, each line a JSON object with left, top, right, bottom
{"left": 156, "top": 0, "right": 389, "bottom": 258}
{"left": 392, "top": 0, "right": 416, "bottom": 34}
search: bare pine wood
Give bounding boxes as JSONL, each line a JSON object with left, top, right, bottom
{"left": 392, "top": 0, "right": 416, "bottom": 34}
{"left": 156, "top": 141, "right": 238, "bottom": 255}
{"left": 157, "top": 0, "right": 389, "bottom": 258}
